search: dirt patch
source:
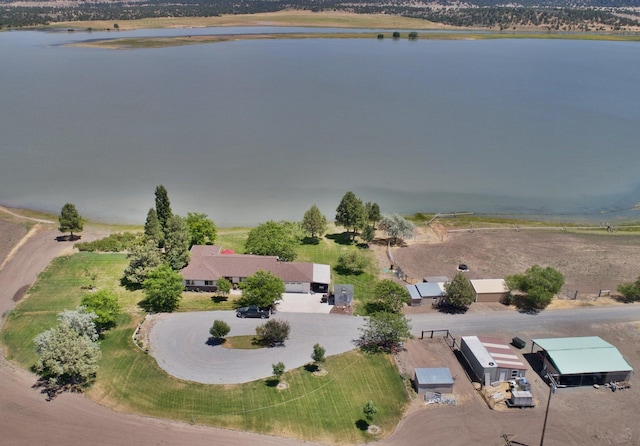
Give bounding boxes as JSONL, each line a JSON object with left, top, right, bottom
{"left": 390, "top": 228, "right": 640, "bottom": 299}
{"left": 0, "top": 220, "right": 27, "bottom": 268}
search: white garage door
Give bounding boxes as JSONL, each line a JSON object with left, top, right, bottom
{"left": 285, "top": 282, "right": 304, "bottom": 293}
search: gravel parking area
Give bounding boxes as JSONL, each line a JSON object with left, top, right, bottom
{"left": 275, "top": 293, "right": 331, "bottom": 314}
{"left": 149, "top": 311, "right": 363, "bottom": 384}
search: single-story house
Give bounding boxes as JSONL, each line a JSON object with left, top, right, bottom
{"left": 181, "top": 245, "right": 331, "bottom": 294}
{"left": 470, "top": 279, "right": 510, "bottom": 303}
{"left": 406, "top": 282, "right": 446, "bottom": 306}
{"left": 531, "top": 336, "right": 633, "bottom": 386}
{"left": 414, "top": 367, "right": 454, "bottom": 394}
{"left": 460, "top": 336, "right": 528, "bottom": 386}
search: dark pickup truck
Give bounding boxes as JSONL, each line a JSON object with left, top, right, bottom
{"left": 236, "top": 305, "right": 270, "bottom": 319}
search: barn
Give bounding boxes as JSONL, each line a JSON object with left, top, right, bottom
{"left": 470, "top": 279, "right": 509, "bottom": 303}
{"left": 460, "top": 336, "right": 527, "bottom": 386}
{"left": 414, "top": 367, "right": 454, "bottom": 394}
{"left": 531, "top": 336, "right": 633, "bottom": 386}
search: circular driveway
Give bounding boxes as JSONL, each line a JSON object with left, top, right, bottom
{"left": 149, "top": 311, "right": 365, "bottom": 384}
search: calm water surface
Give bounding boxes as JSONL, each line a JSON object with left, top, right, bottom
{"left": 1, "top": 29, "right": 639, "bottom": 225}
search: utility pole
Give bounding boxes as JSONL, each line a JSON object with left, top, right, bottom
{"left": 540, "top": 374, "right": 558, "bottom": 446}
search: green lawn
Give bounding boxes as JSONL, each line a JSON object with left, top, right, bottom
{"left": 1, "top": 248, "right": 409, "bottom": 444}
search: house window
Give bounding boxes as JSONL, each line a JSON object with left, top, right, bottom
{"left": 185, "top": 280, "right": 195, "bottom": 285}
{"left": 204, "top": 280, "right": 214, "bottom": 286}
{"left": 511, "top": 370, "right": 519, "bottom": 378}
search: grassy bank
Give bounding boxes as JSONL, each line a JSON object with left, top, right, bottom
{"left": 1, "top": 251, "right": 408, "bottom": 444}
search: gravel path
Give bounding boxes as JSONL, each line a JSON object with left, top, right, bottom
{"left": 149, "top": 311, "right": 364, "bottom": 384}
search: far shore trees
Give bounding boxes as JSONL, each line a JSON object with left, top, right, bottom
{"left": 444, "top": 273, "right": 476, "bottom": 309}
{"left": 302, "top": 204, "right": 327, "bottom": 240}
{"left": 143, "top": 263, "right": 185, "bottom": 312}
{"left": 58, "top": 203, "right": 84, "bottom": 240}
{"left": 236, "top": 270, "right": 285, "bottom": 309}
{"left": 335, "top": 191, "right": 367, "bottom": 241}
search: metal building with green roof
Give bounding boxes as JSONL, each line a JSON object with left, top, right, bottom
{"left": 531, "top": 336, "right": 632, "bottom": 386}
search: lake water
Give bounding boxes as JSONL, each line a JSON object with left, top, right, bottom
{"left": 1, "top": 28, "right": 640, "bottom": 226}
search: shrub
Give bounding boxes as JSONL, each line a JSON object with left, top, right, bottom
{"left": 209, "top": 320, "right": 231, "bottom": 339}
{"left": 76, "top": 232, "right": 140, "bottom": 252}
{"left": 256, "top": 319, "right": 290, "bottom": 347}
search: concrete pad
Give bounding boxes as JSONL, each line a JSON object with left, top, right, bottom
{"left": 276, "top": 292, "right": 331, "bottom": 314}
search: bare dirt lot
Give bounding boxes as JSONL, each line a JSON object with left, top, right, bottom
{"left": 391, "top": 224, "right": 640, "bottom": 299}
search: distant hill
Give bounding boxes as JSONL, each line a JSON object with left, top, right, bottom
{"left": 1, "top": 0, "right": 639, "bottom": 30}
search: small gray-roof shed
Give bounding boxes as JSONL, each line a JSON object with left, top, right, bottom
{"left": 414, "top": 367, "right": 454, "bottom": 394}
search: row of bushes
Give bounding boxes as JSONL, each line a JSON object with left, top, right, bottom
{"left": 76, "top": 232, "right": 140, "bottom": 252}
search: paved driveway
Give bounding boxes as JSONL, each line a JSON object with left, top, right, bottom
{"left": 149, "top": 311, "right": 364, "bottom": 384}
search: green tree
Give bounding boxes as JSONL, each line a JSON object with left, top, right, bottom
{"left": 360, "top": 225, "right": 376, "bottom": 246}
{"left": 164, "top": 215, "right": 191, "bottom": 270}
{"left": 56, "top": 308, "right": 99, "bottom": 341}
{"left": 365, "top": 202, "right": 381, "bottom": 229}
{"left": 408, "top": 31, "right": 418, "bottom": 40}
{"left": 143, "top": 263, "right": 184, "bottom": 312}
{"left": 216, "top": 277, "right": 231, "bottom": 296}
{"left": 209, "top": 320, "right": 231, "bottom": 339}
{"left": 363, "top": 401, "right": 378, "bottom": 422}
{"left": 244, "top": 220, "right": 298, "bottom": 261}
{"left": 379, "top": 214, "right": 414, "bottom": 246}
{"left": 358, "top": 312, "right": 411, "bottom": 353}
{"left": 123, "top": 239, "right": 164, "bottom": 286}
{"left": 34, "top": 314, "right": 101, "bottom": 390}
{"left": 311, "top": 343, "right": 326, "bottom": 368}
{"left": 80, "top": 289, "right": 121, "bottom": 332}
{"left": 335, "top": 191, "right": 367, "bottom": 241}
{"left": 617, "top": 276, "right": 640, "bottom": 302}
{"left": 58, "top": 203, "right": 84, "bottom": 239}
{"left": 370, "top": 279, "right": 410, "bottom": 313}
{"left": 392, "top": 31, "right": 401, "bottom": 39}
{"left": 444, "top": 273, "right": 476, "bottom": 309}
{"left": 154, "top": 185, "right": 173, "bottom": 232}
{"left": 186, "top": 212, "right": 217, "bottom": 247}
{"left": 257, "top": 319, "right": 291, "bottom": 347}
{"left": 237, "top": 270, "right": 285, "bottom": 309}
{"left": 506, "top": 265, "right": 565, "bottom": 309}
{"left": 336, "top": 250, "right": 369, "bottom": 274}
{"left": 272, "top": 361, "right": 286, "bottom": 381}
{"left": 302, "top": 204, "right": 328, "bottom": 239}
{"left": 144, "top": 208, "right": 163, "bottom": 246}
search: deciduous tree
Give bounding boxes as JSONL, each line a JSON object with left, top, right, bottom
{"left": 143, "top": 263, "right": 184, "bottom": 312}
{"left": 311, "top": 343, "right": 326, "bottom": 368}
{"left": 506, "top": 265, "right": 565, "bottom": 309}
{"left": 370, "top": 279, "right": 410, "bottom": 313}
{"left": 444, "top": 273, "right": 476, "bottom": 309}
{"left": 216, "top": 277, "right": 231, "bottom": 296}
{"left": 357, "top": 312, "right": 411, "bottom": 353}
{"left": 244, "top": 220, "right": 298, "bottom": 261}
{"left": 186, "top": 212, "right": 217, "bottom": 247}
{"left": 80, "top": 289, "right": 121, "bottom": 332}
{"left": 302, "top": 204, "right": 327, "bottom": 239}
{"left": 34, "top": 310, "right": 101, "bottom": 391}
{"left": 257, "top": 319, "right": 291, "bottom": 347}
{"left": 58, "top": 203, "right": 83, "bottom": 239}
{"left": 237, "top": 270, "right": 285, "bottom": 309}
{"left": 336, "top": 250, "right": 369, "bottom": 274}
{"left": 379, "top": 214, "right": 414, "bottom": 246}
{"left": 272, "top": 361, "right": 286, "bottom": 381}
{"left": 363, "top": 401, "right": 378, "bottom": 422}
